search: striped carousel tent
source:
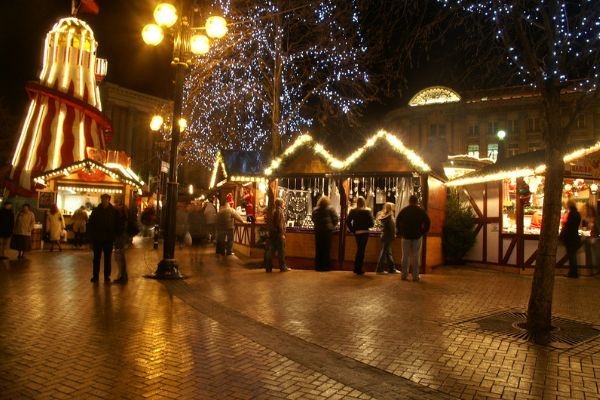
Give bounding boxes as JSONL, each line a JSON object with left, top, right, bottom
{"left": 8, "top": 17, "right": 111, "bottom": 197}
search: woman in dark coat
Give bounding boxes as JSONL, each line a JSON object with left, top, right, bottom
{"left": 311, "top": 196, "right": 339, "bottom": 271}
{"left": 0, "top": 201, "right": 14, "bottom": 259}
{"left": 346, "top": 196, "right": 374, "bottom": 275}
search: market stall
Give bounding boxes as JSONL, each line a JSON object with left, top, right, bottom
{"left": 446, "top": 141, "right": 600, "bottom": 275}
{"left": 209, "top": 150, "right": 269, "bottom": 256}
{"left": 33, "top": 150, "right": 143, "bottom": 244}
{"left": 264, "top": 130, "right": 446, "bottom": 272}
{"left": 263, "top": 134, "right": 343, "bottom": 268}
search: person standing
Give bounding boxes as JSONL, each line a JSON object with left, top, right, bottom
{"left": 265, "top": 198, "right": 290, "bottom": 272}
{"left": 560, "top": 199, "right": 582, "bottom": 278}
{"left": 113, "top": 202, "right": 130, "bottom": 284}
{"left": 203, "top": 197, "right": 217, "bottom": 242}
{"left": 0, "top": 201, "right": 14, "bottom": 259}
{"left": 71, "top": 205, "right": 88, "bottom": 248}
{"left": 45, "top": 204, "right": 65, "bottom": 252}
{"left": 396, "top": 195, "right": 430, "bottom": 282}
{"left": 11, "top": 203, "right": 35, "bottom": 260}
{"left": 375, "top": 202, "right": 399, "bottom": 274}
{"left": 215, "top": 201, "right": 246, "bottom": 255}
{"left": 175, "top": 202, "right": 189, "bottom": 248}
{"left": 346, "top": 196, "right": 374, "bottom": 275}
{"left": 87, "top": 194, "right": 121, "bottom": 283}
{"left": 311, "top": 195, "right": 339, "bottom": 271}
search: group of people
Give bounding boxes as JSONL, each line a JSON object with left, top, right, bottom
{"left": 263, "top": 194, "right": 430, "bottom": 280}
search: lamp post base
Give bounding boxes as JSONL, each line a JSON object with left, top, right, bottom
{"left": 145, "top": 258, "right": 184, "bottom": 280}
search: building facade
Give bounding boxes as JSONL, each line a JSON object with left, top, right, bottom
{"left": 383, "top": 85, "right": 600, "bottom": 162}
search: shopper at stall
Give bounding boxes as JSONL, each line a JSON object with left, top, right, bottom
{"left": 87, "top": 194, "right": 121, "bottom": 283}
{"left": 265, "top": 198, "right": 290, "bottom": 272}
{"left": 346, "top": 196, "right": 374, "bottom": 275}
{"left": 0, "top": 201, "right": 14, "bottom": 259}
{"left": 71, "top": 205, "right": 88, "bottom": 248}
{"left": 215, "top": 201, "right": 246, "bottom": 255}
{"left": 11, "top": 203, "right": 35, "bottom": 260}
{"left": 203, "top": 197, "right": 217, "bottom": 242}
{"left": 311, "top": 195, "right": 339, "bottom": 271}
{"left": 396, "top": 195, "right": 430, "bottom": 282}
{"left": 560, "top": 199, "right": 582, "bottom": 278}
{"left": 45, "top": 204, "right": 65, "bottom": 252}
{"left": 375, "top": 202, "right": 399, "bottom": 274}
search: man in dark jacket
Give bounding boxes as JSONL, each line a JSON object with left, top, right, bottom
{"left": 265, "top": 198, "right": 290, "bottom": 272}
{"left": 0, "top": 201, "right": 14, "bottom": 259}
{"left": 87, "top": 194, "right": 122, "bottom": 283}
{"left": 396, "top": 195, "right": 430, "bottom": 281}
{"left": 561, "top": 199, "right": 581, "bottom": 278}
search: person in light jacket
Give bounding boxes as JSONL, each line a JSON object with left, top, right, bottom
{"left": 11, "top": 203, "right": 35, "bottom": 260}
{"left": 215, "top": 201, "right": 246, "bottom": 255}
{"left": 46, "top": 204, "right": 65, "bottom": 252}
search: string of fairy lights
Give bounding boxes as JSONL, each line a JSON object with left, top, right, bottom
{"left": 180, "top": 0, "right": 368, "bottom": 167}
{"left": 438, "top": 1, "right": 599, "bottom": 91}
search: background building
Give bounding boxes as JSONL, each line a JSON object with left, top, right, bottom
{"left": 384, "top": 85, "right": 600, "bottom": 162}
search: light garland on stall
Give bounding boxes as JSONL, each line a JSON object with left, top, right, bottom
{"left": 33, "top": 159, "right": 143, "bottom": 189}
{"left": 57, "top": 186, "right": 123, "bottom": 194}
{"left": 446, "top": 140, "right": 600, "bottom": 187}
{"left": 265, "top": 129, "right": 432, "bottom": 176}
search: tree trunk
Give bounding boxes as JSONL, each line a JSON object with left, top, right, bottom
{"left": 271, "top": 15, "right": 283, "bottom": 159}
{"left": 527, "top": 83, "right": 565, "bottom": 344}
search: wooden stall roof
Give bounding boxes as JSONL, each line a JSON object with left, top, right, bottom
{"left": 264, "top": 130, "right": 443, "bottom": 180}
{"left": 209, "top": 150, "right": 269, "bottom": 188}
{"left": 33, "top": 158, "right": 144, "bottom": 189}
{"left": 264, "top": 134, "right": 342, "bottom": 177}
{"left": 446, "top": 140, "right": 600, "bottom": 187}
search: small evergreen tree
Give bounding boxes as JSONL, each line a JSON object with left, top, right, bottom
{"left": 443, "top": 188, "right": 476, "bottom": 264}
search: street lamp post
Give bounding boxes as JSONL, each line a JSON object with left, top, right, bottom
{"left": 142, "top": 1, "right": 227, "bottom": 279}
{"left": 497, "top": 129, "right": 507, "bottom": 161}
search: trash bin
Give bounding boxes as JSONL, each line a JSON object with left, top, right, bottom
{"left": 31, "top": 224, "right": 42, "bottom": 250}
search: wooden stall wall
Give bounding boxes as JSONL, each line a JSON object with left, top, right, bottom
{"left": 425, "top": 176, "right": 446, "bottom": 270}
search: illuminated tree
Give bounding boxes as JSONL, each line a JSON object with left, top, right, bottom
{"left": 439, "top": 0, "right": 600, "bottom": 344}
{"left": 181, "top": 0, "right": 372, "bottom": 165}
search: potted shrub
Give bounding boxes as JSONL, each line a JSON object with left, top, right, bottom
{"left": 443, "top": 188, "right": 477, "bottom": 265}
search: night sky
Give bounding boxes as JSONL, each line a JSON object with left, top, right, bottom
{"left": 0, "top": 1, "right": 460, "bottom": 120}
{"left": 0, "top": 0, "right": 173, "bottom": 115}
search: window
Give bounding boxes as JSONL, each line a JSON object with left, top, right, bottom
{"left": 488, "top": 121, "right": 500, "bottom": 136}
{"left": 488, "top": 143, "right": 499, "bottom": 161}
{"left": 430, "top": 124, "right": 446, "bottom": 139}
{"left": 507, "top": 119, "right": 520, "bottom": 136}
{"left": 467, "top": 144, "right": 479, "bottom": 158}
{"left": 526, "top": 117, "right": 540, "bottom": 132}
{"left": 507, "top": 142, "right": 520, "bottom": 156}
{"left": 468, "top": 124, "right": 479, "bottom": 139}
{"left": 528, "top": 142, "right": 541, "bottom": 152}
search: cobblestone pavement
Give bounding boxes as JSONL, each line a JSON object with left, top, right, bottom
{"left": 0, "top": 237, "right": 599, "bottom": 399}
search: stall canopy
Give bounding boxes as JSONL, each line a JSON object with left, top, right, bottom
{"left": 33, "top": 158, "right": 143, "bottom": 191}
{"left": 209, "top": 150, "right": 268, "bottom": 189}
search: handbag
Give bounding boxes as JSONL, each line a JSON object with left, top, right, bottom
{"left": 184, "top": 231, "right": 193, "bottom": 246}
